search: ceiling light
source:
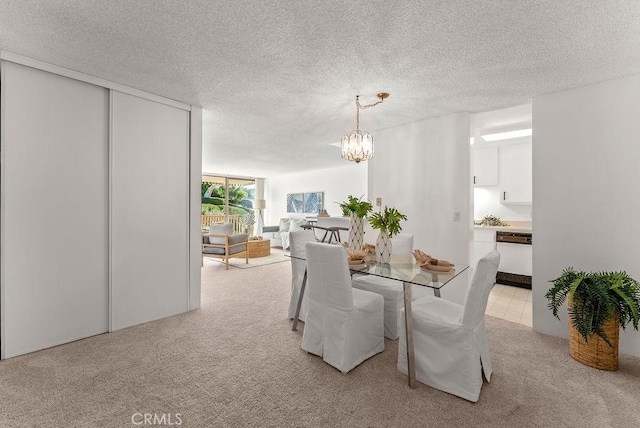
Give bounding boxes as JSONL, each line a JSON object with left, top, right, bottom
{"left": 481, "top": 128, "right": 532, "bottom": 142}
{"left": 341, "top": 93, "right": 389, "bottom": 163}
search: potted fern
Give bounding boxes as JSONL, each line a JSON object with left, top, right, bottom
{"left": 546, "top": 268, "right": 640, "bottom": 371}
{"left": 368, "top": 205, "right": 407, "bottom": 264}
{"left": 338, "top": 195, "right": 373, "bottom": 252}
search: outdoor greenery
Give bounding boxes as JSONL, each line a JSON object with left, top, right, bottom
{"left": 201, "top": 182, "right": 252, "bottom": 215}
{"left": 368, "top": 206, "right": 407, "bottom": 238}
{"left": 338, "top": 195, "right": 373, "bottom": 218}
{"left": 201, "top": 204, "right": 249, "bottom": 216}
{"left": 201, "top": 182, "right": 212, "bottom": 198}
{"left": 202, "top": 197, "right": 225, "bottom": 205}
{"left": 546, "top": 268, "right": 640, "bottom": 347}
{"left": 201, "top": 204, "right": 222, "bottom": 215}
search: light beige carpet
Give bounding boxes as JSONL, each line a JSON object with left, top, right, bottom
{"left": 0, "top": 261, "right": 639, "bottom": 427}
{"left": 204, "top": 247, "right": 289, "bottom": 269}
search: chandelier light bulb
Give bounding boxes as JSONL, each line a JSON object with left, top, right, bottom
{"left": 341, "top": 130, "right": 374, "bottom": 163}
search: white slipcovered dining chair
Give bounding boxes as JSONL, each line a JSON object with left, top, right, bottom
{"left": 301, "top": 242, "right": 385, "bottom": 373}
{"left": 287, "top": 229, "right": 318, "bottom": 321}
{"left": 397, "top": 250, "right": 500, "bottom": 402}
{"left": 352, "top": 234, "right": 431, "bottom": 339}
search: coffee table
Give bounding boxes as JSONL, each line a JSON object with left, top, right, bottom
{"left": 247, "top": 239, "right": 270, "bottom": 258}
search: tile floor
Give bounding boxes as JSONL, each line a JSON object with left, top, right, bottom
{"left": 486, "top": 284, "right": 532, "bottom": 327}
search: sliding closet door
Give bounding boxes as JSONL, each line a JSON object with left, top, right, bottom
{"left": 1, "top": 62, "right": 109, "bottom": 358}
{"left": 110, "top": 91, "right": 189, "bottom": 330}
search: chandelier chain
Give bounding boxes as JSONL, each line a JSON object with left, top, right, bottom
{"left": 356, "top": 96, "right": 385, "bottom": 110}
{"left": 355, "top": 95, "right": 386, "bottom": 132}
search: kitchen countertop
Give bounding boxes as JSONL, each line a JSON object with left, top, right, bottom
{"left": 474, "top": 225, "right": 532, "bottom": 233}
{"left": 473, "top": 220, "right": 532, "bottom": 233}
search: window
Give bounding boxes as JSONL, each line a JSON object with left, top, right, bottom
{"left": 202, "top": 176, "right": 255, "bottom": 233}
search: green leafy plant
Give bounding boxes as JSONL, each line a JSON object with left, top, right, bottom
{"left": 477, "top": 215, "right": 509, "bottom": 226}
{"left": 368, "top": 206, "right": 407, "bottom": 238}
{"left": 546, "top": 268, "right": 640, "bottom": 347}
{"left": 337, "top": 195, "right": 373, "bottom": 218}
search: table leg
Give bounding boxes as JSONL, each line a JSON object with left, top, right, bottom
{"left": 292, "top": 269, "right": 307, "bottom": 331}
{"left": 430, "top": 272, "right": 442, "bottom": 297}
{"left": 402, "top": 281, "right": 416, "bottom": 388}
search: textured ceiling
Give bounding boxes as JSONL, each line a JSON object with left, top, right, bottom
{"left": 1, "top": 1, "right": 640, "bottom": 177}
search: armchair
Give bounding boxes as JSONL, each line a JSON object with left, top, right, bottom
{"left": 202, "top": 223, "right": 249, "bottom": 270}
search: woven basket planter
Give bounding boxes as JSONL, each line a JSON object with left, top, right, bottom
{"left": 568, "top": 304, "right": 619, "bottom": 371}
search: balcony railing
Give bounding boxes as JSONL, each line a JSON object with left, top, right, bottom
{"left": 201, "top": 214, "right": 253, "bottom": 235}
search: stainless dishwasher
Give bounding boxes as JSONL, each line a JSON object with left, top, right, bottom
{"left": 495, "top": 231, "right": 532, "bottom": 289}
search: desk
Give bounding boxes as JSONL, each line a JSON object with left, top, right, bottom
{"left": 289, "top": 252, "right": 468, "bottom": 388}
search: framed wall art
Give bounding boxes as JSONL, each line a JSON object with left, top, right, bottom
{"left": 286, "top": 193, "right": 304, "bottom": 213}
{"left": 303, "top": 192, "right": 323, "bottom": 213}
{"left": 286, "top": 192, "right": 324, "bottom": 213}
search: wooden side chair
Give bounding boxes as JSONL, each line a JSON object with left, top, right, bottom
{"left": 202, "top": 223, "right": 249, "bottom": 270}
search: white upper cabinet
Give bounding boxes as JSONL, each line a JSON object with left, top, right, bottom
{"left": 473, "top": 146, "right": 499, "bottom": 186}
{"left": 500, "top": 142, "right": 532, "bottom": 204}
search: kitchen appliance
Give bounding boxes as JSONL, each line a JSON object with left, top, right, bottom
{"left": 495, "top": 231, "right": 532, "bottom": 289}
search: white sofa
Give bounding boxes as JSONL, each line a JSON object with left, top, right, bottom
{"left": 262, "top": 218, "right": 309, "bottom": 249}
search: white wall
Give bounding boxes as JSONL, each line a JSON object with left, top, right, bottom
{"left": 474, "top": 187, "right": 532, "bottom": 221}
{"left": 265, "top": 164, "right": 368, "bottom": 226}
{"left": 189, "top": 107, "right": 203, "bottom": 310}
{"left": 368, "top": 112, "right": 472, "bottom": 304}
{"left": 533, "top": 73, "right": 640, "bottom": 357}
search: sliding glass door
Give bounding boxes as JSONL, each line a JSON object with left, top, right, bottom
{"left": 202, "top": 176, "right": 255, "bottom": 234}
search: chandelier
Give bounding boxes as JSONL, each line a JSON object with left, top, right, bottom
{"left": 341, "top": 92, "right": 389, "bottom": 163}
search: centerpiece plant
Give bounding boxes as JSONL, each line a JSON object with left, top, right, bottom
{"left": 338, "top": 195, "right": 373, "bottom": 218}
{"left": 368, "top": 206, "right": 407, "bottom": 263}
{"left": 546, "top": 268, "right": 640, "bottom": 370}
{"left": 338, "top": 195, "right": 373, "bottom": 252}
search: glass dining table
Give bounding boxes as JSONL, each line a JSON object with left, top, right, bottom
{"left": 288, "top": 252, "right": 469, "bottom": 388}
